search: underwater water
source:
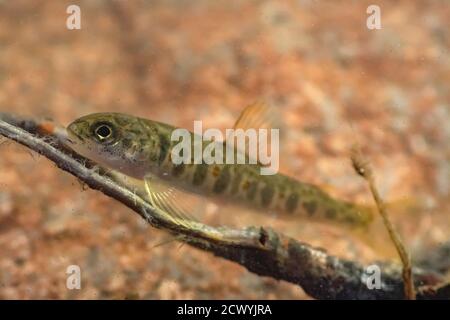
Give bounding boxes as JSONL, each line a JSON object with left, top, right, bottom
{"left": 0, "top": 0, "right": 449, "bottom": 300}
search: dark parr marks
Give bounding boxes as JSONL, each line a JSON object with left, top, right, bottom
{"left": 286, "top": 193, "right": 299, "bottom": 213}
{"left": 158, "top": 133, "right": 170, "bottom": 165}
{"left": 230, "top": 170, "right": 243, "bottom": 195}
{"left": 193, "top": 163, "right": 208, "bottom": 186}
{"left": 325, "top": 208, "right": 337, "bottom": 219}
{"left": 303, "top": 201, "right": 317, "bottom": 216}
{"left": 246, "top": 180, "right": 258, "bottom": 201}
{"left": 278, "top": 183, "right": 286, "bottom": 199}
{"left": 261, "top": 185, "right": 275, "bottom": 207}
{"left": 172, "top": 163, "right": 185, "bottom": 177}
{"left": 213, "top": 166, "right": 230, "bottom": 194}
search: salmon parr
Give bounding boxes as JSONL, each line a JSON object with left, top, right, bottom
{"left": 63, "top": 105, "right": 374, "bottom": 228}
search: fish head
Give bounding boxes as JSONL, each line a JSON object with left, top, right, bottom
{"left": 65, "top": 113, "right": 156, "bottom": 178}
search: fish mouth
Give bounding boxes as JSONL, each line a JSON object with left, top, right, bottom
{"left": 55, "top": 126, "right": 79, "bottom": 146}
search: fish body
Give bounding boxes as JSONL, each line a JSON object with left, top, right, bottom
{"left": 64, "top": 111, "right": 373, "bottom": 228}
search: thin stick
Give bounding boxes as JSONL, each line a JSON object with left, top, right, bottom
{"left": 351, "top": 144, "right": 416, "bottom": 300}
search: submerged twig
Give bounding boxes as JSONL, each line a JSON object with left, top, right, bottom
{"left": 351, "top": 144, "right": 416, "bottom": 300}
{"left": 0, "top": 113, "right": 447, "bottom": 299}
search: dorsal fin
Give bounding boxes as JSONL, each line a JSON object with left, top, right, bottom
{"left": 226, "top": 101, "right": 283, "bottom": 167}
{"left": 232, "top": 101, "right": 281, "bottom": 132}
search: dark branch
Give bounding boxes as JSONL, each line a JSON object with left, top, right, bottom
{"left": 0, "top": 113, "right": 447, "bottom": 300}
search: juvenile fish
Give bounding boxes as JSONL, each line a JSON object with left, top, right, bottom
{"left": 62, "top": 104, "right": 373, "bottom": 228}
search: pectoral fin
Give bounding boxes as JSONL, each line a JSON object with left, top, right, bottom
{"left": 144, "top": 173, "right": 203, "bottom": 229}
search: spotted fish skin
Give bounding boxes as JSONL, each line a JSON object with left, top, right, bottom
{"left": 66, "top": 113, "right": 374, "bottom": 227}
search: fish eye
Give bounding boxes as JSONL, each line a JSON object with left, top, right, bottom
{"left": 93, "top": 122, "right": 114, "bottom": 142}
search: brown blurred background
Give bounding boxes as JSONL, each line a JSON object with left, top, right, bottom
{"left": 0, "top": 0, "right": 449, "bottom": 299}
